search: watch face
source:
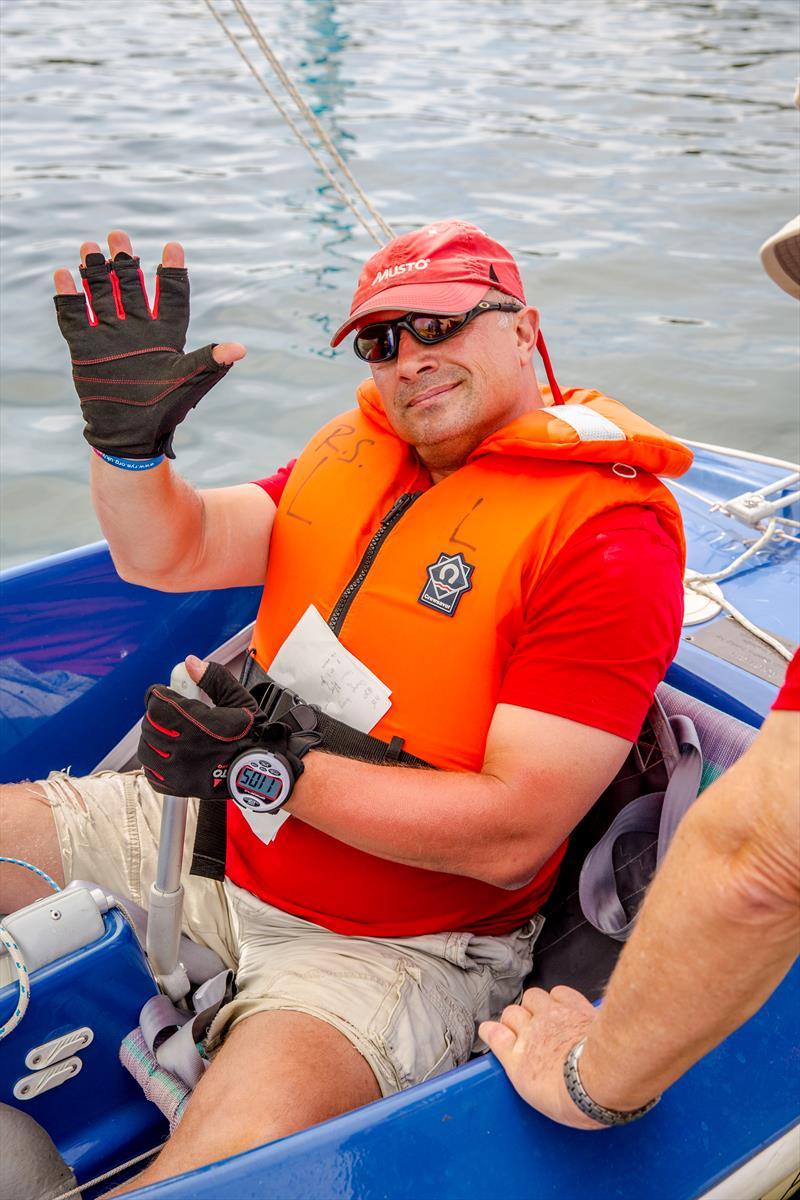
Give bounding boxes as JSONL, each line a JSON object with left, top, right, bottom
{"left": 229, "top": 752, "right": 291, "bottom": 813}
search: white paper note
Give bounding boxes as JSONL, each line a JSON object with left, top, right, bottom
{"left": 231, "top": 803, "right": 291, "bottom": 847}
{"left": 268, "top": 605, "right": 392, "bottom": 734}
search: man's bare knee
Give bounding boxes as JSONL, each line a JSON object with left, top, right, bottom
{"left": 188, "top": 1009, "right": 381, "bottom": 1143}
{"left": 106, "top": 1009, "right": 382, "bottom": 1195}
{"left": 0, "top": 782, "right": 65, "bottom": 909}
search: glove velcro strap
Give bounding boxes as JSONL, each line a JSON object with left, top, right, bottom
{"left": 189, "top": 659, "right": 434, "bottom": 881}
{"left": 190, "top": 799, "right": 228, "bottom": 881}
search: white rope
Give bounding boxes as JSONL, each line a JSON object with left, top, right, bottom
{"left": 668, "top": 478, "right": 718, "bottom": 508}
{"left": 748, "top": 472, "right": 800, "bottom": 499}
{"left": 50, "top": 1143, "right": 165, "bottom": 1200}
{"left": 681, "top": 439, "right": 800, "bottom": 473}
{"left": 0, "top": 858, "right": 60, "bottom": 1042}
{"left": 204, "top": 0, "right": 391, "bottom": 247}
{"left": 0, "top": 921, "right": 31, "bottom": 1041}
{"left": 685, "top": 520, "right": 795, "bottom": 662}
{"left": 0, "top": 857, "right": 60, "bottom": 893}
{"left": 689, "top": 581, "right": 794, "bottom": 662}
{"left": 687, "top": 519, "right": 779, "bottom": 586}
{"left": 232, "top": 0, "right": 395, "bottom": 242}
{"left": 671, "top": 474, "right": 800, "bottom": 536}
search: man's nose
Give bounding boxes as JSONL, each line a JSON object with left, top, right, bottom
{"left": 395, "top": 329, "right": 437, "bottom": 378}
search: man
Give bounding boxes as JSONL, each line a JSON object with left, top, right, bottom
{"left": 480, "top": 211, "right": 800, "bottom": 1130}
{"left": 0, "top": 220, "right": 690, "bottom": 1189}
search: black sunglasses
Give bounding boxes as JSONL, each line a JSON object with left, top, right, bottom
{"left": 353, "top": 300, "right": 523, "bottom": 363}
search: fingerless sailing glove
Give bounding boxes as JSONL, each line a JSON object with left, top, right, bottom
{"left": 139, "top": 661, "right": 321, "bottom": 802}
{"left": 54, "top": 251, "right": 231, "bottom": 460}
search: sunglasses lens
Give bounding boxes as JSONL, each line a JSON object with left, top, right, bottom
{"left": 409, "top": 313, "right": 468, "bottom": 341}
{"left": 353, "top": 310, "right": 475, "bottom": 362}
{"left": 354, "top": 323, "right": 395, "bottom": 362}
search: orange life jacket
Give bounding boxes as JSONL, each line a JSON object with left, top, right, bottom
{"left": 225, "top": 382, "right": 691, "bottom": 936}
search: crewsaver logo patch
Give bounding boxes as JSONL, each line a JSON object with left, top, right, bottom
{"left": 419, "top": 552, "right": 474, "bottom": 617}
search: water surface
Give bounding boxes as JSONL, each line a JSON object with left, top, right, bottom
{"left": 1, "top": 0, "right": 798, "bottom": 566}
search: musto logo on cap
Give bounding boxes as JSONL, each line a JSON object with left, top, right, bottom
{"left": 419, "top": 551, "right": 474, "bottom": 616}
{"left": 373, "top": 259, "right": 431, "bottom": 286}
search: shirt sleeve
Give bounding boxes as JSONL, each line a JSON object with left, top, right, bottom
{"left": 498, "top": 506, "right": 685, "bottom": 742}
{"left": 251, "top": 459, "right": 297, "bottom": 506}
{"left": 772, "top": 649, "right": 800, "bottom": 711}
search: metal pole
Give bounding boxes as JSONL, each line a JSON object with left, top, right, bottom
{"left": 154, "top": 796, "right": 188, "bottom": 895}
{"left": 145, "top": 662, "right": 204, "bottom": 1002}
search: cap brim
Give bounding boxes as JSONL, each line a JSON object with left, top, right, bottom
{"left": 759, "top": 215, "right": 800, "bottom": 300}
{"left": 330, "top": 281, "right": 494, "bottom": 347}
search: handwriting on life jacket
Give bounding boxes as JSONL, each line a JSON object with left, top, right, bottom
{"left": 288, "top": 427, "right": 376, "bottom": 525}
{"left": 449, "top": 497, "right": 484, "bottom": 551}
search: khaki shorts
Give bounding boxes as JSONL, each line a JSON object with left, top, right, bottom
{"left": 40, "top": 768, "right": 541, "bottom": 1097}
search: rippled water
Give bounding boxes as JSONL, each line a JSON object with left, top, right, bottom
{"left": 1, "top": 0, "right": 798, "bottom": 566}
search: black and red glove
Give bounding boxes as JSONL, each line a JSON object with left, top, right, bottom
{"left": 138, "top": 661, "right": 320, "bottom": 800}
{"left": 54, "top": 250, "right": 230, "bottom": 460}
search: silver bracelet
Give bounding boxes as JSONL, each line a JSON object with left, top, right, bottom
{"left": 563, "top": 1038, "right": 660, "bottom": 1126}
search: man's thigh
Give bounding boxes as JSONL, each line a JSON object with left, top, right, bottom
{"left": 210, "top": 882, "right": 541, "bottom": 1097}
{"left": 24, "top": 769, "right": 237, "bottom": 971}
{"left": 0, "top": 782, "right": 65, "bottom": 909}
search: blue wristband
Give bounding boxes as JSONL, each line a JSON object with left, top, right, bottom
{"left": 93, "top": 449, "right": 165, "bottom": 471}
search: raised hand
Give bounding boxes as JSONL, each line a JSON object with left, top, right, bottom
{"left": 53, "top": 231, "right": 246, "bottom": 461}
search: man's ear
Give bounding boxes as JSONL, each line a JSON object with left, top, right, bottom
{"left": 516, "top": 306, "right": 540, "bottom": 365}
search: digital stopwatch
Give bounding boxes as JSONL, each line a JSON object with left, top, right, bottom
{"left": 227, "top": 750, "right": 294, "bottom": 814}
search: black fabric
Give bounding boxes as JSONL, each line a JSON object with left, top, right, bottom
{"left": 138, "top": 661, "right": 319, "bottom": 800}
{"left": 189, "top": 808, "right": 229, "bottom": 881}
{"left": 385, "top": 736, "right": 405, "bottom": 764}
{"left": 54, "top": 251, "right": 230, "bottom": 459}
{"left": 526, "top": 700, "right": 673, "bottom": 1001}
{"left": 242, "top": 654, "right": 433, "bottom": 770}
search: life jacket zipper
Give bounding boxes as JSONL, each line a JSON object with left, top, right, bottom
{"left": 327, "top": 492, "right": 422, "bottom": 636}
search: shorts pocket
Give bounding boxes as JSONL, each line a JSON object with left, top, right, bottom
{"left": 369, "top": 958, "right": 475, "bottom": 1091}
{"left": 463, "top": 916, "right": 542, "bottom": 981}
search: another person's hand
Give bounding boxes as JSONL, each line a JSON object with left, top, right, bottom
{"left": 479, "top": 986, "right": 603, "bottom": 1130}
{"left": 53, "top": 230, "right": 246, "bottom": 461}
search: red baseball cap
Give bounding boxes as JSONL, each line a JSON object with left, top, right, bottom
{"left": 330, "top": 219, "right": 526, "bottom": 347}
{"left": 330, "top": 218, "right": 564, "bottom": 404}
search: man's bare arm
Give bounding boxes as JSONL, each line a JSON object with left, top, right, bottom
{"left": 56, "top": 230, "right": 275, "bottom": 591}
{"left": 287, "top": 702, "right": 631, "bottom": 888}
{"left": 92, "top": 460, "right": 276, "bottom": 590}
{"left": 479, "top": 706, "right": 800, "bottom": 1127}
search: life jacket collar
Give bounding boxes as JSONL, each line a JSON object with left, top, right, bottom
{"left": 355, "top": 379, "right": 692, "bottom": 479}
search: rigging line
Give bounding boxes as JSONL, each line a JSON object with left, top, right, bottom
{"left": 688, "top": 518, "right": 779, "bottom": 586}
{"left": 687, "top": 581, "right": 794, "bottom": 662}
{"left": 668, "top": 478, "right": 718, "bottom": 507}
{"left": 50, "top": 1144, "right": 166, "bottom": 1200}
{"left": 232, "top": 0, "right": 395, "bottom": 242}
{"left": 683, "top": 517, "right": 796, "bottom": 659}
{"left": 204, "top": 0, "right": 387, "bottom": 247}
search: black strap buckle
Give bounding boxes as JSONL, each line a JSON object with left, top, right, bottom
{"left": 249, "top": 679, "right": 304, "bottom": 723}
